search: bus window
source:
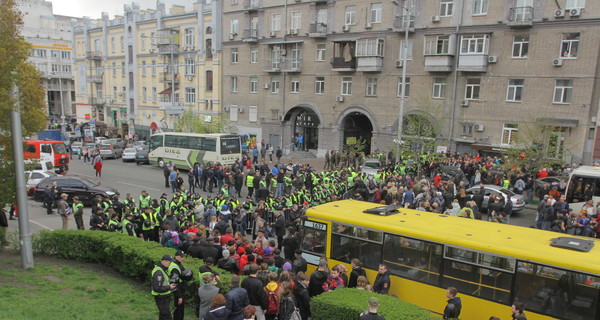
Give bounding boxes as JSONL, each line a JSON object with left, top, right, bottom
{"left": 202, "top": 138, "right": 217, "bottom": 152}
{"left": 331, "top": 233, "right": 382, "bottom": 270}
{"left": 566, "top": 176, "right": 600, "bottom": 204}
{"left": 189, "top": 136, "right": 203, "bottom": 150}
{"left": 221, "top": 137, "right": 241, "bottom": 155}
{"left": 52, "top": 143, "right": 67, "bottom": 154}
{"left": 41, "top": 144, "right": 52, "bottom": 153}
{"left": 26, "top": 144, "right": 36, "bottom": 153}
{"left": 514, "top": 261, "right": 599, "bottom": 320}
{"left": 301, "top": 223, "right": 327, "bottom": 256}
{"left": 150, "top": 135, "right": 163, "bottom": 151}
{"left": 383, "top": 234, "right": 442, "bottom": 285}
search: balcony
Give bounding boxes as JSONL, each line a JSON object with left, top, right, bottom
{"left": 243, "top": 0, "right": 260, "bottom": 11}
{"left": 457, "top": 54, "right": 488, "bottom": 72}
{"left": 159, "top": 102, "right": 184, "bottom": 115}
{"left": 424, "top": 55, "right": 454, "bottom": 72}
{"left": 87, "top": 73, "right": 104, "bottom": 83}
{"left": 157, "top": 29, "right": 180, "bottom": 46}
{"left": 264, "top": 59, "right": 281, "bottom": 72}
{"left": 331, "top": 57, "right": 356, "bottom": 72}
{"left": 88, "top": 97, "right": 105, "bottom": 105}
{"left": 392, "top": 15, "right": 415, "bottom": 33}
{"left": 85, "top": 51, "right": 102, "bottom": 60}
{"left": 356, "top": 56, "right": 383, "bottom": 72}
{"left": 263, "top": 58, "right": 302, "bottom": 72}
{"left": 243, "top": 29, "right": 258, "bottom": 42}
{"left": 308, "top": 23, "right": 327, "bottom": 38}
{"left": 157, "top": 43, "right": 180, "bottom": 54}
{"left": 160, "top": 72, "right": 180, "bottom": 83}
{"left": 508, "top": 7, "right": 533, "bottom": 28}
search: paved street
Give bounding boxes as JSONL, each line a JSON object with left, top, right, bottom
{"left": 7, "top": 154, "right": 539, "bottom": 234}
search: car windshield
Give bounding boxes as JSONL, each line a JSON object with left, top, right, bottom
{"left": 363, "top": 162, "right": 380, "bottom": 169}
{"left": 80, "top": 177, "right": 100, "bottom": 187}
{"left": 52, "top": 143, "right": 67, "bottom": 154}
{"left": 499, "top": 188, "right": 515, "bottom": 196}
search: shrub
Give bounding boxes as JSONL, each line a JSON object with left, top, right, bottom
{"left": 310, "top": 289, "right": 432, "bottom": 320}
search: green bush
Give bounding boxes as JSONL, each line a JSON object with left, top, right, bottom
{"left": 34, "top": 230, "right": 242, "bottom": 300}
{"left": 310, "top": 289, "right": 432, "bottom": 320}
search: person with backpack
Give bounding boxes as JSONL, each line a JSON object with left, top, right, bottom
{"left": 278, "top": 281, "right": 300, "bottom": 320}
{"left": 264, "top": 272, "right": 280, "bottom": 320}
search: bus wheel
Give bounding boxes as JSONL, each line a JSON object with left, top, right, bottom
{"left": 157, "top": 158, "right": 165, "bottom": 167}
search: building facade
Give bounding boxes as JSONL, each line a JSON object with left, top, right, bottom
{"left": 72, "top": 0, "right": 222, "bottom": 138}
{"left": 221, "top": 0, "right": 600, "bottom": 164}
{"left": 18, "top": 0, "right": 81, "bottom": 123}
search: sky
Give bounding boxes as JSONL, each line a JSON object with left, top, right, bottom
{"left": 50, "top": 0, "right": 198, "bottom": 19}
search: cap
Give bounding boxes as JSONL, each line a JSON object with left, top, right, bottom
{"left": 161, "top": 254, "right": 172, "bottom": 261}
{"left": 73, "top": 196, "right": 79, "bottom": 200}
{"left": 175, "top": 250, "right": 185, "bottom": 257}
{"left": 61, "top": 193, "right": 68, "bottom": 198}
{"left": 368, "top": 297, "right": 380, "bottom": 307}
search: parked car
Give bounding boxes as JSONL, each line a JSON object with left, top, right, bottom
{"left": 466, "top": 184, "right": 526, "bottom": 212}
{"left": 71, "top": 142, "right": 83, "bottom": 155}
{"left": 135, "top": 146, "right": 150, "bottom": 165}
{"left": 133, "top": 140, "right": 147, "bottom": 149}
{"left": 25, "top": 170, "right": 57, "bottom": 196}
{"left": 33, "top": 175, "right": 119, "bottom": 205}
{"left": 99, "top": 143, "right": 123, "bottom": 159}
{"left": 360, "top": 158, "right": 381, "bottom": 175}
{"left": 533, "top": 175, "right": 568, "bottom": 196}
{"left": 122, "top": 147, "right": 138, "bottom": 162}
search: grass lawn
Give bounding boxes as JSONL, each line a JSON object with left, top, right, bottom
{"left": 0, "top": 249, "right": 192, "bottom": 320}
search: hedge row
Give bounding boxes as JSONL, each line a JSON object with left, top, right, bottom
{"left": 34, "top": 230, "right": 239, "bottom": 298}
{"left": 311, "top": 289, "right": 433, "bottom": 320}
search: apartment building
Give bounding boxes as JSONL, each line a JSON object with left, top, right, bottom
{"left": 72, "top": 1, "right": 222, "bottom": 138}
{"left": 18, "top": 0, "right": 81, "bottom": 122}
{"left": 221, "top": 0, "right": 600, "bottom": 164}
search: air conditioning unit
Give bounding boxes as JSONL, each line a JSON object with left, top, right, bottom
{"left": 239, "top": 107, "right": 244, "bottom": 113}
{"left": 224, "top": 106, "right": 230, "bottom": 112}
{"left": 553, "top": 58, "right": 563, "bottom": 67}
{"left": 285, "top": 29, "right": 291, "bottom": 35}
{"left": 488, "top": 56, "right": 498, "bottom": 63}
{"left": 460, "top": 100, "right": 470, "bottom": 107}
{"left": 475, "top": 124, "right": 485, "bottom": 132}
{"left": 395, "top": 60, "right": 403, "bottom": 68}
{"left": 187, "top": 75, "right": 193, "bottom": 81}
{"left": 263, "top": 83, "right": 270, "bottom": 89}
{"left": 336, "top": 95, "right": 345, "bottom": 102}
{"left": 342, "top": 25, "right": 350, "bottom": 32}
{"left": 432, "top": 15, "right": 441, "bottom": 22}
{"left": 270, "top": 31, "right": 276, "bottom": 37}
{"left": 229, "top": 33, "right": 235, "bottom": 40}
{"left": 554, "top": 9, "right": 565, "bottom": 18}
{"left": 149, "top": 48, "right": 155, "bottom": 53}
{"left": 291, "top": 29, "right": 298, "bottom": 35}
{"left": 365, "top": 22, "right": 372, "bottom": 29}
{"left": 570, "top": 8, "right": 582, "bottom": 17}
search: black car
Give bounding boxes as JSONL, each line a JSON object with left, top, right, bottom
{"left": 33, "top": 176, "right": 119, "bottom": 205}
{"left": 135, "top": 145, "right": 150, "bottom": 165}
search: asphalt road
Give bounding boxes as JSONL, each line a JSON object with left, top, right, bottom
{"left": 7, "top": 155, "right": 540, "bottom": 234}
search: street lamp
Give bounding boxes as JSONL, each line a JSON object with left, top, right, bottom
{"left": 392, "top": 1, "right": 411, "bottom": 163}
{"left": 50, "top": 72, "right": 66, "bottom": 135}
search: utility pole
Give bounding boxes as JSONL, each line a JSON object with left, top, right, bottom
{"left": 394, "top": 2, "right": 410, "bottom": 163}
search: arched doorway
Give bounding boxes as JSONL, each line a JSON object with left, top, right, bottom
{"left": 342, "top": 112, "right": 374, "bottom": 155}
{"left": 284, "top": 106, "right": 321, "bottom": 151}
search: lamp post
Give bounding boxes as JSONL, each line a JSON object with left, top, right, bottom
{"left": 392, "top": 1, "right": 411, "bottom": 163}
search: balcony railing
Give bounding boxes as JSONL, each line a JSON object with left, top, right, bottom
{"left": 356, "top": 56, "right": 383, "bottom": 72}
{"left": 508, "top": 6, "right": 533, "bottom": 27}
{"left": 308, "top": 23, "right": 327, "bottom": 37}
{"left": 87, "top": 74, "right": 104, "bottom": 83}
{"left": 264, "top": 58, "right": 303, "bottom": 72}
{"left": 393, "top": 15, "right": 415, "bottom": 32}
{"left": 159, "top": 102, "right": 184, "bottom": 115}
{"left": 243, "top": 0, "right": 260, "bottom": 11}
{"left": 243, "top": 29, "right": 258, "bottom": 42}
{"left": 85, "top": 51, "right": 102, "bottom": 60}
{"left": 157, "top": 29, "right": 180, "bottom": 46}
{"left": 160, "top": 72, "right": 180, "bottom": 83}
{"left": 158, "top": 43, "right": 180, "bottom": 54}
{"left": 331, "top": 57, "right": 356, "bottom": 71}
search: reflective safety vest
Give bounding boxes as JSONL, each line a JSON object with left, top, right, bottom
{"left": 121, "top": 219, "right": 133, "bottom": 235}
{"left": 72, "top": 203, "right": 84, "bottom": 215}
{"left": 246, "top": 175, "right": 254, "bottom": 188}
{"left": 284, "top": 176, "right": 292, "bottom": 186}
{"left": 151, "top": 266, "right": 171, "bottom": 296}
{"left": 220, "top": 187, "right": 229, "bottom": 198}
{"left": 108, "top": 219, "right": 119, "bottom": 232}
{"left": 59, "top": 200, "right": 72, "bottom": 216}
{"left": 167, "top": 262, "right": 182, "bottom": 281}
{"left": 230, "top": 200, "right": 240, "bottom": 210}
{"left": 259, "top": 180, "right": 267, "bottom": 189}
{"left": 141, "top": 212, "right": 157, "bottom": 231}
{"left": 139, "top": 195, "right": 151, "bottom": 208}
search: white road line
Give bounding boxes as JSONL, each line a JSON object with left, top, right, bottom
{"left": 117, "top": 182, "right": 160, "bottom": 191}
{"left": 29, "top": 219, "right": 54, "bottom": 231}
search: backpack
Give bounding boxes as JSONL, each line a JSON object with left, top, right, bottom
{"left": 265, "top": 286, "right": 280, "bottom": 315}
{"left": 290, "top": 307, "right": 302, "bottom": 320}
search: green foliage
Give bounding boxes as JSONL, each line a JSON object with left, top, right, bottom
{"left": 310, "top": 289, "right": 432, "bottom": 320}
{"left": 343, "top": 137, "right": 367, "bottom": 157}
{"left": 174, "top": 111, "right": 230, "bottom": 134}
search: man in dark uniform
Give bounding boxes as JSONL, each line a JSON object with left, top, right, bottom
{"left": 168, "top": 250, "right": 189, "bottom": 320}
{"left": 373, "top": 264, "right": 391, "bottom": 295}
{"left": 121, "top": 213, "right": 136, "bottom": 236}
{"left": 72, "top": 196, "right": 85, "bottom": 230}
{"left": 152, "top": 254, "right": 176, "bottom": 320}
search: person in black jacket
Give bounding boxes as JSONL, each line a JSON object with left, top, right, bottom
{"left": 308, "top": 259, "right": 329, "bottom": 297}
{"left": 152, "top": 254, "right": 176, "bottom": 320}
{"left": 281, "top": 227, "right": 299, "bottom": 260}
{"left": 225, "top": 275, "right": 249, "bottom": 320}
{"left": 348, "top": 258, "right": 366, "bottom": 288}
{"left": 240, "top": 264, "right": 268, "bottom": 320}
{"left": 272, "top": 211, "right": 286, "bottom": 250}
{"left": 292, "top": 249, "right": 307, "bottom": 274}
{"left": 89, "top": 207, "right": 106, "bottom": 231}
{"left": 217, "top": 248, "right": 240, "bottom": 275}
{"left": 373, "top": 264, "right": 391, "bottom": 295}
{"left": 294, "top": 272, "right": 311, "bottom": 320}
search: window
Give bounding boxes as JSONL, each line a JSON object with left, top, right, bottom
{"left": 290, "top": 77, "right": 300, "bottom": 93}
{"left": 366, "top": 77, "right": 378, "bottom": 96}
{"left": 315, "top": 77, "right": 325, "bottom": 94}
{"left": 231, "top": 19, "right": 239, "bottom": 34}
{"left": 399, "top": 40, "right": 413, "bottom": 60}
{"left": 250, "top": 77, "right": 258, "bottom": 93}
{"left": 461, "top": 35, "right": 489, "bottom": 54}
{"left": 566, "top": 0, "right": 586, "bottom": 9}
{"left": 316, "top": 44, "right": 326, "bottom": 61}
{"left": 141, "top": 61, "right": 147, "bottom": 76}
{"left": 440, "top": 0, "right": 454, "bottom": 16}
{"left": 341, "top": 77, "right": 352, "bottom": 95}
{"left": 370, "top": 3, "right": 382, "bottom": 23}
{"left": 61, "top": 51, "right": 71, "bottom": 59}
{"left": 356, "top": 38, "right": 384, "bottom": 57}
{"left": 461, "top": 123, "right": 473, "bottom": 136}
{"left": 231, "top": 76, "right": 238, "bottom": 92}
{"left": 121, "top": 62, "right": 126, "bottom": 77}
{"left": 345, "top": 6, "right": 356, "bottom": 25}
{"left": 51, "top": 50, "right": 60, "bottom": 58}
{"left": 231, "top": 48, "right": 239, "bottom": 63}
{"left": 472, "top": 0, "right": 488, "bottom": 15}
{"left": 230, "top": 0, "right": 238, "bottom": 4}
{"left": 383, "top": 234, "right": 442, "bottom": 285}
{"left": 560, "top": 33, "right": 580, "bottom": 58}
{"left": 397, "top": 77, "right": 411, "bottom": 97}
{"left": 111, "top": 37, "right": 115, "bottom": 53}
{"left": 185, "top": 58, "right": 195, "bottom": 75}
{"left": 152, "top": 87, "right": 157, "bottom": 103}
{"left": 250, "top": 50, "right": 258, "bottom": 63}
{"left": 184, "top": 28, "right": 194, "bottom": 46}
{"left": 113, "top": 86, "right": 118, "bottom": 101}
{"left": 249, "top": 106, "right": 258, "bottom": 122}
{"left": 229, "top": 105, "right": 238, "bottom": 122}
{"left": 425, "top": 35, "right": 450, "bottom": 55}
{"left": 553, "top": 79, "right": 573, "bottom": 104}
{"left": 141, "top": 33, "right": 146, "bottom": 51}
{"left": 112, "top": 62, "right": 117, "bottom": 77}
{"left": 206, "top": 71, "right": 213, "bottom": 91}
{"left": 271, "top": 14, "right": 281, "bottom": 32}
{"left": 291, "top": 11, "right": 301, "bottom": 30}
{"left": 185, "top": 88, "right": 196, "bottom": 104}
{"left": 506, "top": 79, "right": 524, "bottom": 102}
{"left": 432, "top": 77, "right": 446, "bottom": 99}
{"left": 122, "top": 86, "right": 126, "bottom": 101}
{"left": 501, "top": 124, "right": 518, "bottom": 145}
{"left": 271, "top": 77, "right": 280, "bottom": 93}
{"left": 151, "top": 60, "right": 157, "bottom": 76}
{"left": 36, "top": 49, "right": 47, "bottom": 57}
{"left": 465, "top": 78, "right": 481, "bottom": 100}
{"left": 61, "top": 65, "right": 71, "bottom": 73}
{"left": 331, "top": 223, "right": 382, "bottom": 270}
{"left": 51, "top": 64, "right": 59, "bottom": 72}
{"left": 142, "top": 87, "right": 147, "bottom": 102}
{"left": 512, "top": 34, "right": 529, "bottom": 58}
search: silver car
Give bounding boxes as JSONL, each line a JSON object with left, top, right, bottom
{"left": 360, "top": 158, "right": 381, "bottom": 176}
{"left": 122, "top": 147, "right": 138, "bottom": 162}
{"left": 99, "top": 143, "right": 123, "bottom": 159}
{"left": 466, "top": 184, "right": 526, "bottom": 212}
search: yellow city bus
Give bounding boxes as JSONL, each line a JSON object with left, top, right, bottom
{"left": 300, "top": 200, "right": 600, "bottom": 320}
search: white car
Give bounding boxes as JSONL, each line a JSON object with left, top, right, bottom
{"left": 25, "top": 170, "right": 57, "bottom": 196}
{"left": 122, "top": 147, "right": 138, "bottom": 162}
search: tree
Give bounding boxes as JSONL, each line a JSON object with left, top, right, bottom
{"left": 174, "top": 112, "right": 229, "bottom": 133}
{"left": 0, "top": 0, "right": 48, "bottom": 206}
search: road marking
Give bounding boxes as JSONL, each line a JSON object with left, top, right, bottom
{"left": 117, "top": 182, "right": 160, "bottom": 191}
{"left": 29, "top": 219, "right": 54, "bottom": 231}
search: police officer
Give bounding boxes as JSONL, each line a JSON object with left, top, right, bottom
{"left": 152, "top": 254, "right": 177, "bottom": 320}
{"left": 107, "top": 213, "right": 121, "bottom": 232}
{"left": 141, "top": 206, "right": 158, "bottom": 241}
{"left": 72, "top": 196, "right": 85, "bottom": 230}
{"left": 120, "top": 213, "right": 135, "bottom": 236}
{"left": 168, "top": 250, "right": 191, "bottom": 320}
{"left": 140, "top": 190, "right": 152, "bottom": 210}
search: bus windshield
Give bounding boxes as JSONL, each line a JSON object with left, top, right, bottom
{"left": 150, "top": 135, "right": 163, "bottom": 151}
{"left": 221, "top": 137, "right": 241, "bottom": 155}
{"left": 52, "top": 143, "right": 67, "bottom": 154}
